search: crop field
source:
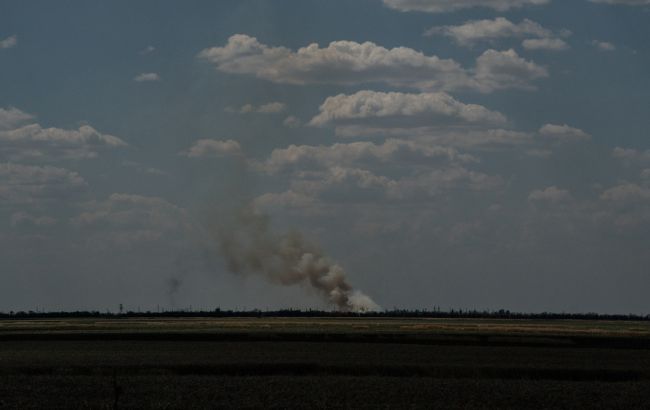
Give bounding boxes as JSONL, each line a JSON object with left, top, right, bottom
{"left": 1, "top": 317, "right": 650, "bottom": 409}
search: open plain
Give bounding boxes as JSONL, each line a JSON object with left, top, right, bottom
{"left": 1, "top": 317, "right": 650, "bottom": 409}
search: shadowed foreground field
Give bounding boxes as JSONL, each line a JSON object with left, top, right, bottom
{"left": 1, "top": 317, "right": 650, "bottom": 409}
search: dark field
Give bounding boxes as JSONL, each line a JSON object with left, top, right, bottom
{"left": 1, "top": 318, "right": 650, "bottom": 409}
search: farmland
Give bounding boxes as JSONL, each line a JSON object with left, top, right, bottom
{"left": 1, "top": 317, "right": 650, "bottom": 408}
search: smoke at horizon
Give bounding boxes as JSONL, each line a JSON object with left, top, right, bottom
{"left": 209, "top": 205, "right": 381, "bottom": 312}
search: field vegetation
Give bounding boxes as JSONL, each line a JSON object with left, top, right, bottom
{"left": 1, "top": 317, "right": 649, "bottom": 408}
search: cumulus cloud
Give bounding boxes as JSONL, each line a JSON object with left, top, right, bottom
{"left": 588, "top": 0, "right": 650, "bottom": 5}
{"left": 0, "top": 107, "right": 34, "bottom": 130}
{"left": 10, "top": 212, "right": 57, "bottom": 228}
{"left": 260, "top": 165, "right": 502, "bottom": 207}
{"left": 522, "top": 38, "right": 570, "bottom": 51}
{"left": 0, "top": 123, "right": 127, "bottom": 161}
{"left": 253, "top": 130, "right": 504, "bottom": 207}
{"left": 228, "top": 102, "right": 286, "bottom": 114}
{"left": 72, "top": 193, "right": 191, "bottom": 248}
{"left": 257, "top": 139, "right": 474, "bottom": 174}
{"left": 395, "top": 166, "right": 503, "bottom": 196}
{"left": 0, "top": 163, "right": 86, "bottom": 205}
{"left": 474, "top": 49, "right": 549, "bottom": 92}
{"left": 591, "top": 40, "right": 616, "bottom": 51}
{"left": 417, "top": 129, "right": 533, "bottom": 148}
{"left": 258, "top": 102, "right": 286, "bottom": 113}
{"left": 382, "top": 0, "right": 550, "bottom": 13}
{"left": 254, "top": 191, "right": 316, "bottom": 209}
{"left": 309, "top": 91, "right": 507, "bottom": 133}
{"left": 139, "top": 45, "right": 156, "bottom": 55}
{"left": 73, "top": 193, "right": 185, "bottom": 228}
{"left": 283, "top": 116, "right": 302, "bottom": 128}
{"left": 199, "top": 34, "right": 469, "bottom": 91}
{"left": 426, "top": 18, "right": 568, "bottom": 50}
{"left": 526, "top": 148, "right": 553, "bottom": 158}
{"left": 182, "top": 139, "right": 242, "bottom": 158}
{"left": 598, "top": 182, "right": 650, "bottom": 234}
{"left": 199, "top": 35, "right": 547, "bottom": 93}
{"left": 538, "top": 123, "right": 591, "bottom": 142}
{"left": 0, "top": 35, "right": 17, "bottom": 49}
{"left": 134, "top": 72, "right": 161, "bottom": 82}
{"left": 601, "top": 183, "right": 650, "bottom": 202}
{"left": 613, "top": 147, "right": 650, "bottom": 165}
{"left": 301, "top": 167, "right": 399, "bottom": 201}
{"left": 528, "top": 186, "right": 572, "bottom": 203}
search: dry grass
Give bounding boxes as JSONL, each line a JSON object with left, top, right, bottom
{"left": 1, "top": 317, "right": 649, "bottom": 338}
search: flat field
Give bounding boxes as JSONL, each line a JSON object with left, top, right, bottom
{"left": 1, "top": 317, "right": 650, "bottom": 409}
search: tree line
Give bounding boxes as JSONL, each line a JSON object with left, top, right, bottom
{"left": 1, "top": 308, "right": 649, "bottom": 321}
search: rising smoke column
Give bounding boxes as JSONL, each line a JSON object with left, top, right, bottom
{"left": 213, "top": 205, "right": 380, "bottom": 312}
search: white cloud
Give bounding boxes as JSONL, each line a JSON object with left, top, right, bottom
{"left": 613, "top": 147, "right": 650, "bottom": 165}
{"left": 393, "top": 167, "right": 503, "bottom": 196}
{"left": 528, "top": 186, "right": 572, "bottom": 203}
{"left": 134, "top": 72, "right": 161, "bottom": 82}
{"left": 182, "top": 139, "right": 242, "bottom": 158}
{"left": 72, "top": 193, "right": 190, "bottom": 248}
{"left": 237, "top": 104, "right": 255, "bottom": 113}
{"left": 253, "top": 132, "right": 504, "bottom": 205}
{"left": 283, "top": 116, "right": 302, "bottom": 128}
{"left": 199, "top": 34, "right": 469, "bottom": 91}
{"left": 120, "top": 160, "right": 168, "bottom": 177}
{"left": 417, "top": 129, "right": 533, "bottom": 148}
{"left": 588, "top": 0, "right": 650, "bottom": 5}
{"left": 591, "top": 40, "right": 616, "bottom": 51}
{"left": 0, "top": 163, "right": 86, "bottom": 205}
{"left": 538, "top": 123, "right": 591, "bottom": 142}
{"left": 257, "top": 139, "right": 473, "bottom": 174}
{"left": 526, "top": 148, "right": 553, "bottom": 158}
{"left": 261, "top": 165, "right": 502, "bottom": 207}
{"left": 139, "top": 45, "right": 156, "bottom": 55}
{"left": 601, "top": 183, "right": 650, "bottom": 202}
{"left": 254, "top": 191, "right": 316, "bottom": 209}
{"left": 74, "top": 193, "right": 184, "bottom": 228}
{"left": 0, "top": 123, "right": 127, "bottom": 161}
{"left": 382, "top": 0, "right": 550, "bottom": 13}
{"left": 10, "top": 212, "right": 57, "bottom": 228}
{"left": 229, "top": 102, "right": 287, "bottom": 114}
{"left": 474, "top": 49, "right": 549, "bottom": 92}
{"left": 310, "top": 167, "right": 400, "bottom": 199}
{"left": 309, "top": 91, "right": 507, "bottom": 131}
{"left": 0, "top": 35, "right": 17, "bottom": 49}
{"left": 0, "top": 107, "right": 34, "bottom": 130}
{"left": 522, "top": 38, "right": 570, "bottom": 51}
{"left": 258, "top": 102, "right": 287, "bottom": 114}
{"left": 199, "top": 35, "right": 547, "bottom": 93}
{"left": 425, "top": 17, "right": 569, "bottom": 48}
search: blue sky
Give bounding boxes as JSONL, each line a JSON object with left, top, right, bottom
{"left": 1, "top": 0, "right": 649, "bottom": 313}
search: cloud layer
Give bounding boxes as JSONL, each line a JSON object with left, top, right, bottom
{"left": 383, "top": 0, "right": 550, "bottom": 13}
{"left": 0, "top": 122, "right": 127, "bottom": 161}
{"left": 0, "top": 35, "right": 17, "bottom": 49}
{"left": 309, "top": 91, "right": 507, "bottom": 131}
{"left": 426, "top": 17, "right": 569, "bottom": 50}
{"left": 199, "top": 35, "right": 547, "bottom": 93}
{"left": 182, "top": 139, "right": 242, "bottom": 158}
{"left": 134, "top": 72, "right": 161, "bottom": 82}
{"left": 0, "top": 163, "right": 86, "bottom": 205}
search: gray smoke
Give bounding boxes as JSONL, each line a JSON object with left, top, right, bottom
{"left": 166, "top": 277, "right": 182, "bottom": 307}
{"left": 212, "top": 205, "right": 380, "bottom": 312}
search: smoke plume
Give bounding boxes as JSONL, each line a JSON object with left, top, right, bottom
{"left": 213, "top": 205, "right": 380, "bottom": 312}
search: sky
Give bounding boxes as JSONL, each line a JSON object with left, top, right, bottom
{"left": 1, "top": 0, "right": 649, "bottom": 314}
